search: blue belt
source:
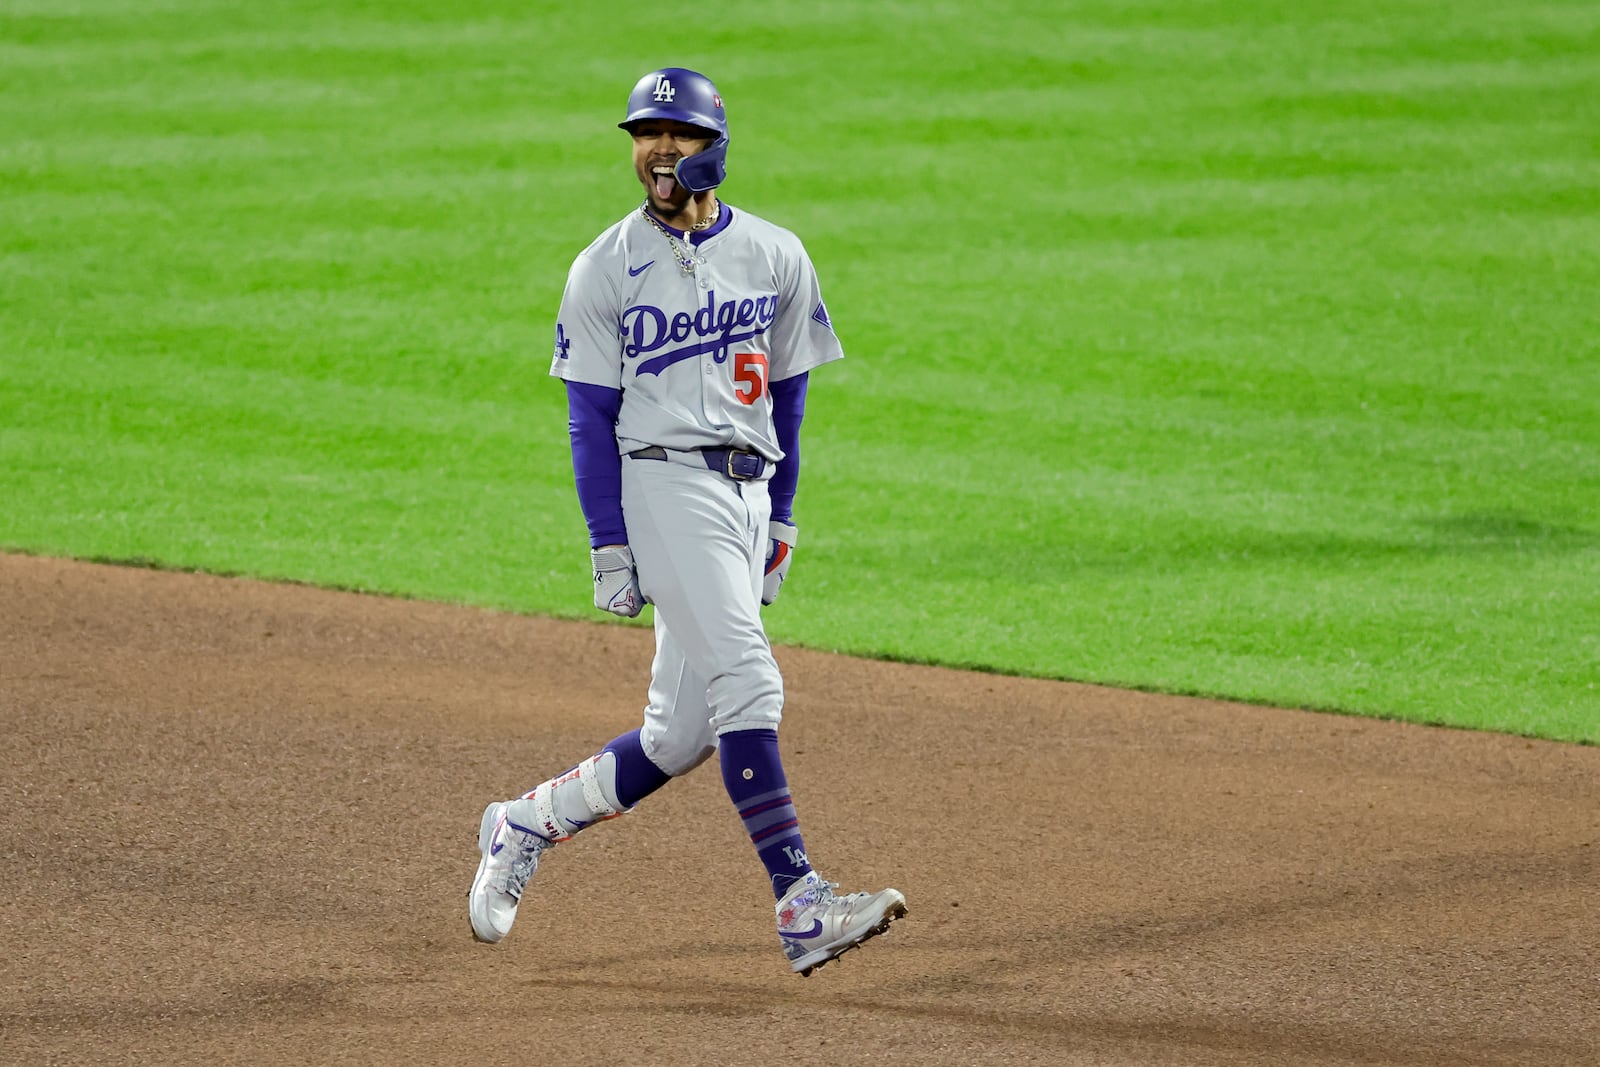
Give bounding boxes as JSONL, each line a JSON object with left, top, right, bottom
{"left": 629, "top": 446, "right": 768, "bottom": 481}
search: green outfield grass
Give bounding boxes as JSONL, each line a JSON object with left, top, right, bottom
{"left": 3, "top": 0, "right": 1597, "bottom": 741}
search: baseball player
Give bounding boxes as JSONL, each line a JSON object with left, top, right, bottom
{"left": 468, "top": 67, "right": 907, "bottom": 976}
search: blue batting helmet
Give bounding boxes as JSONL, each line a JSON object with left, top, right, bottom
{"left": 618, "top": 67, "right": 729, "bottom": 193}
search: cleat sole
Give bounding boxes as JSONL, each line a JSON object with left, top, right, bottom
{"left": 467, "top": 802, "right": 510, "bottom": 944}
{"left": 798, "top": 900, "right": 908, "bottom": 977}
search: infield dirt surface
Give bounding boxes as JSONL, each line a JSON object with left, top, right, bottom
{"left": 2, "top": 553, "right": 1596, "bottom": 1066}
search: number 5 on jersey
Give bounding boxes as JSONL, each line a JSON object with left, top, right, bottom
{"left": 733, "top": 352, "right": 768, "bottom": 405}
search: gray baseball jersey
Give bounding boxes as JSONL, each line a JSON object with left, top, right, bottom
{"left": 550, "top": 204, "right": 844, "bottom": 460}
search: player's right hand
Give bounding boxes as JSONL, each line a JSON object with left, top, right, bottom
{"left": 591, "top": 544, "right": 643, "bottom": 617}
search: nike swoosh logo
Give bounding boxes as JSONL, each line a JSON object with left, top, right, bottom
{"left": 489, "top": 811, "right": 508, "bottom": 854}
{"left": 782, "top": 920, "right": 824, "bottom": 939}
{"left": 628, "top": 261, "right": 654, "bottom": 277}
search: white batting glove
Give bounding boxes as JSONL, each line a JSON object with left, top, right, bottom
{"left": 762, "top": 522, "right": 798, "bottom": 606}
{"left": 592, "top": 545, "right": 642, "bottom": 618}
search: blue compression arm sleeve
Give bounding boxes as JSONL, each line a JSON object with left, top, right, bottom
{"left": 565, "top": 381, "right": 628, "bottom": 548}
{"left": 769, "top": 373, "right": 809, "bottom": 524}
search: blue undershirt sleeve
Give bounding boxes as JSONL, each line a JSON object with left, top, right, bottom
{"left": 769, "top": 373, "right": 809, "bottom": 525}
{"left": 564, "top": 380, "right": 627, "bottom": 547}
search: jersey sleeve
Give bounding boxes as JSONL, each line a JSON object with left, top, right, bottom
{"left": 550, "top": 250, "right": 623, "bottom": 388}
{"left": 766, "top": 238, "right": 845, "bottom": 383}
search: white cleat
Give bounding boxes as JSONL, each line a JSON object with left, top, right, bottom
{"left": 468, "top": 801, "right": 552, "bottom": 944}
{"left": 776, "top": 871, "right": 908, "bottom": 976}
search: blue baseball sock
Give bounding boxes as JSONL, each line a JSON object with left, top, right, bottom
{"left": 601, "top": 729, "right": 671, "bottom": 808}
{"left": 718, "top": 728, "right": 814, "bottom": 898}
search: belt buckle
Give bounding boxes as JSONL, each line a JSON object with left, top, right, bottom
{"left": 725, "top": 450, "right": 763, "bottom": 480}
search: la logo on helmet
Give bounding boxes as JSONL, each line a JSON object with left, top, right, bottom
{"left": 652, "top": 75, "right": 675, "bottom": 102}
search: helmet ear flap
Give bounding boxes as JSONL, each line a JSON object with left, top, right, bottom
{"left": 674, "top": 133, "right": 728, "bottom": 193}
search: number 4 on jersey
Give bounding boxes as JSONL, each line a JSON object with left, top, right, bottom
{"left": 733, "top": 352, "right": 768, "bottom": 405}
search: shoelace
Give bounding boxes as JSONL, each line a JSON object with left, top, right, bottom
{"left": 791, "top": 879, "right": 845, "bottom": 914}
{"left": 501, "top": 829, "right": 549, "bottom": 899}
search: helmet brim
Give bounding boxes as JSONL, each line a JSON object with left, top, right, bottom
{"left": 618, "top": 113, "right": 723, "bottom": 139}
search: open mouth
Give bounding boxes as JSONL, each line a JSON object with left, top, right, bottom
{"left": 651, "top": 165, "right": 678, "bottom": 200}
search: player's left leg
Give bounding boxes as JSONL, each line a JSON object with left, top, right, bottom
{"left": 622, "top": 467, "right": 811, "bottom": 884}
{"left": 707, "top": 479, "right": 908, "bottom": 975}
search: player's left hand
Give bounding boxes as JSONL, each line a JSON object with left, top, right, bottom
{"left": 592, "top": 544, "right": 643, "bottom": 617}
{"left": 762, "top": 521, "right": 798, "bottom": 605}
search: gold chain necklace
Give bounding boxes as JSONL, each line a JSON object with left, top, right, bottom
{"left": 640, "top": 202, "right": 719, "bottom": 274}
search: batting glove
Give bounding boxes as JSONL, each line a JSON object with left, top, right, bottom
{"left": 592, "top": 544, "right": 643, "bottom": 618}
{"left": 762, "top": 521, "right": 798, "bottom": 606}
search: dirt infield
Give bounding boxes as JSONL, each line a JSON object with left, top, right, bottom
{"left": 2, "top": 553, "right": 1596, "bottom": 1066}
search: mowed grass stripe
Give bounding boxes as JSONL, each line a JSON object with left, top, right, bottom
{"left": 2, "top": 1, "right": 1596, "bottom": 739}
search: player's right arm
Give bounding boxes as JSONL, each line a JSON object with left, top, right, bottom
{"left": 565, "top": 381, "right": 627, "bottom": 548}
{"left": 551, "top": 250, "right": 641, "bottom": 617}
